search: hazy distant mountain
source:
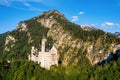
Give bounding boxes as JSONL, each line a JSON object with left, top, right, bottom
{"left": 81, "top": 24, "right": 97, "bottom": 31}
{"left": 114, "top": 32, "right": 120, "bottom": 38}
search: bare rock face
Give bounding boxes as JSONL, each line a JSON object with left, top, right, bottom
{"left": 48, "top": 24, "right": 120, "bottom": 66}
{"left": 27, "top": 32, "right": 33, "bottom": 43}
{"left": 5, "top": 35, "right": 16, "bottom": 45}
{"left": 16, "top": 22, "right": 28, "bottom": 31}
{"left": 37, "top": 16, "right": 57, "bottom": 28}
{"left": 87, "top": 44, "right": 102, "bottom": 65}
{"left": 86, "top": 43, "right": 120, "bottom": 65}
{"left": 37, "top": 10, "right": 65, "bottom": 28}
{"left": 16, "top": 22, "right": 34, "bottom": 44}
{"left": 111, "top": 44, "right": 120, "bottom": 53}
{"left": 81, "top": 24, "right": 96, "bottom": 31}
{"left": 5, "top": 35, "right": 16, "bottom": 51}
{"left": 47, "top": 24, "right": 84, "bottom": 66}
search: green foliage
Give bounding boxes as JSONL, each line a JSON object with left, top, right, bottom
{"left": 26, "top": 19, "right": 49, "bottom": 48}
{"left": 1, "top": 18, "right": 49, "bottom": 59}
{"left": 46, "top": 36, "right": 54, "bottom": 45}
{"left": 2, "top": 30, "right": 30, "bottom": 59}
{"left": 0, "top": 32, "right": 9, "bottom": 46}
{"left": 0, "top": 32, "right": 9, "bottom": 57}
{"left": 0, "top": 58, "right": 119, "bottom": 80}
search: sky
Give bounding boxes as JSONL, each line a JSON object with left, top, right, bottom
{"left": 0, "top": 0, "right": 120, "bottom": 34}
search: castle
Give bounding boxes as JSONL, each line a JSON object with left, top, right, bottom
{"left": 28, "top": 37, "right": 59, "bottom": 70}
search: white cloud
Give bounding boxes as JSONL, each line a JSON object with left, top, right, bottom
{"left": 102, "top": 22, "right": 114, "bottom": 26}
{"left": 0, "top": 0, "right": 42, "bottom": 6}
{"left": 102, "top": 22, "right": 120, "bottom": 29}
{"left": 22, "top": 2, "right": 42, "bottom": 11}
{"left": 0, "top": 0, "right": 42, "bottom": 11}
{"left": 71, "top": 16, "right": 79, "bottom": 22}
{"left": 79, "top": 12, "right": 85, "bottom": 15}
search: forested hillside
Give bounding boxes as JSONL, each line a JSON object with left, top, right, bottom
{"left": 0, "top": 10, "right": 120, "bottom": 80}
{"left": 0, "top": 32, "right": 9, "bottom": 57}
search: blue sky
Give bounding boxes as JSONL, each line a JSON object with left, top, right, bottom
{"left": 0, "top": 0, "right": 120, "bottom": 34}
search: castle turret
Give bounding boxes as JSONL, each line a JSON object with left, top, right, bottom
{"left": 31, "top": 46, "right": 35, "bottom": 55}
{"left": 41, "top": 36, "right": 46, "bottom": 52}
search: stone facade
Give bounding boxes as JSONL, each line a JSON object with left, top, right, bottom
{"left": 28, "top": 38, "right": 59, "bottom": 70}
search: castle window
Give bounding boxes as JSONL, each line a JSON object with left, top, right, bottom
{"left": 33, "top": 53, "right": 35, "bottom": 55}
{"left": 51, "top": 54, "right": 55, "bottom": 55}
{"left": 36, "top": 61, "right": 38, "bottom": 64}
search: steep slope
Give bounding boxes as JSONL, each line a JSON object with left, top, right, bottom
{"left": 1, "top": 10, "right": 120, "bottom": 67}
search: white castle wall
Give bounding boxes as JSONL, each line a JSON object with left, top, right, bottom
{"left": 28, "top": 38, "right": 59, "bottom": 70}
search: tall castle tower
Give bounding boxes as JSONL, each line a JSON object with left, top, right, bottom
{"left": 41, "top": 36, "right": 46, "bottom": 52}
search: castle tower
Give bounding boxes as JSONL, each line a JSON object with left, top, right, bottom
{"left": 41, "top": 36, "right": 46, "bottom": 52}
{"left": 31, "top": 46, "right": 35, "bottom": 55}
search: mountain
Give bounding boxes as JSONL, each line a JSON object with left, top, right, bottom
{"left": 114, "top": 32, "right": 120, "bottom": 38}
{"left": 0, "top": 10, "right": 120, "bottom": 80}
{"left": 81, "top": 24, "right": 97, "bottom": 31}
